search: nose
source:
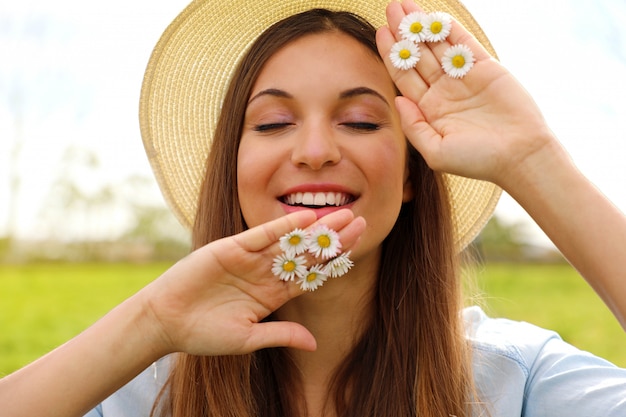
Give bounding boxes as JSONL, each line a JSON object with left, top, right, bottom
{"left": 290, "top": 121, "right": 341, "bottom": 170}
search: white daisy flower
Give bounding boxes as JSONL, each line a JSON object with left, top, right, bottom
{"left": 389, "top": 39, "right": 421, "bottom": 71}
{"left": 424, "top": 11, "right": 452, "bottom": 42}
{"left": 308, "top": 225, "right": 341, "bottom": 260}
{"left": 441, "top": 44, "right": 475, "bottom": 79}
{"left": 297, "top": 264, "right": 328, "bottom": 291}
{"left": 279, "top": 228, "right": 309, "bottom": 257}
{"left": 323, "top": 251, "right": 354, "bottom": 278}
{"left": 399, "top": 11, "right": 428, "bottom": 43}
{"left": 271, "top": 253, "right": 308, "bottom": 282}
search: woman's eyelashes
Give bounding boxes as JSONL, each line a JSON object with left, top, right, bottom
{"left": 253, "top": 122, "right": 294, "bottom": 132}
{"left": 341, "top": 121, "right": 380, "bottom": 131}
{"left": 253, "top": 121, "right": 381, "bottom": 133}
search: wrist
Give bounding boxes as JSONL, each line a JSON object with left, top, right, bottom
{"left": 129, "top": 285, "right": 178, "bottom": 360}
{"left": 497, "top": 131, "right": 573, "bottom": 200}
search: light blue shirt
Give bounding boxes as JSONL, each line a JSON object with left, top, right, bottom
{"left": 85, "top": 306, "right": 626, "bottom": 416}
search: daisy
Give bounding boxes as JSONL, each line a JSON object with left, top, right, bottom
{"left": 323, "top": 251, "right": 354, "bottom": 278}
{"left": 399, "top": 11, "right": 428, "bottom": 43}
{"left": 279, "top": 228, "right": 309, "bottom": 257}
{"left": 389, "top": 39, "right": 421, "bottom": 71}
{"left": 308, "top": 225, "right": 341, "bottom": 260}
{"left": 423, "top": 11, "right": 452, "bottom": 42}
{"left": 441, "top": 44, "right": 475, "bottom": 79}
{"left": 271, "top": 253, "right": 308, "bottom": 282}
{"left": 297, "top": 264, "right": 328, "bottom": 292}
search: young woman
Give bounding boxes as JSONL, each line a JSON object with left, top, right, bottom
{"left": 1, "top": 1, "right": 625, "bottom": 416}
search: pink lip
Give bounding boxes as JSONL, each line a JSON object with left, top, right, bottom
{"left": 280, "top": 201, "right": 355, "bottom": 219}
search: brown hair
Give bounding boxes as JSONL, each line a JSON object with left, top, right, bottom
{"left": 154, "top": 8, "right": 477, "bottom": 417}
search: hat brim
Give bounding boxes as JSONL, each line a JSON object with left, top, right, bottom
{"left": 139, "top": 0, "right": 502, "bottom": 250}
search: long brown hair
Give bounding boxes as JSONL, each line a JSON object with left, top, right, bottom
{"left": 154, "top": 9, "right": 477, "bottom": 417}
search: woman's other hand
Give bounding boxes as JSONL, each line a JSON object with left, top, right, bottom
{"left": 141, "top": 209, "right": 366, "bottom": 357}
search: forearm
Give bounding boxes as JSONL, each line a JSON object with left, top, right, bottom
{"left": 0, "top": 291, "right": 167, "bottom": 417}
{"left": 502, "top": 138, "right": 626, "bottom": 329}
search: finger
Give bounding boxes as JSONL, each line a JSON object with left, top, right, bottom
{"left": 247, "top": 321, "right": 317, "bottom": 352}
{"left": 378, "top": 2, "right": 442, "bottom": 98}
{"left": 395, "top": 95, "right": 444, "bottom": 170}
{"left": 282, "top": 210, "right": 365, "bottom": 278}
{"left": 234, "top": 210, "right": 318, "bottom": 253}
{"left": 391, "top": 0, "right": 443, "bottom": 76}
{"left": 311, "top": 209, "right": 365, "bottom": 246}
{"left": 387, "top": 0, "right": 493, "bottom": 87}
{"left": 376, "top": 25, "right": 429, "bottom": 100}
{"left": 421, "top": 20, "right": 491, "bottom": 64}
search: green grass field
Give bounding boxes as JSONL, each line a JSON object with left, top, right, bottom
{"left": 0, "top": 262, "right": 624, "bottom": 377}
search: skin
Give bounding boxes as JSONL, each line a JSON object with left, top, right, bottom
{"left": 1, "top": 2, "right": 626, "bottom": 416}
{"left": 377, "top": 0, "right": 626, "bottom": 328}
{"left": 237, "top": 32, "right": 412, "bottom": 413}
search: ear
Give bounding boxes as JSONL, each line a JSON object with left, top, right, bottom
{"left": 402, "top": 166, "right": 414, "bottom": 202}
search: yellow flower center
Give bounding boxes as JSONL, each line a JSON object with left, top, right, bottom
{"left": 288, "top": 235, "right": 301, "bottom": 246}
{"left": 410, "top": 22, "right": 423, "bottom": 33}
{"left": 306, "top": 272, "right": 317, "bottom": 282}
{"left": 430, "top": 21, "right": 443, "bottom": 34}
{"left": 317, "top": 235, "right": 331, "bottom": 248}
{"left": 283, "top": 260, "right": 296, "bottom": 272}
{"left": 451, "top": 55, "right": 466, "bottom": 68}
{"left": 399, "top": 48, "right": 412, "bottom": 60}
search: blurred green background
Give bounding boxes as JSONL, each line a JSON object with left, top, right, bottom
{"left": 1, "top": 260, "right": 625, "bottom": 376}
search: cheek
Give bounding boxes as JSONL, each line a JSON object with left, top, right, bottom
{"left": 236, "top": 141, "right": 282, "bottom": 226}
{"left": 365, "top": 142, "right": 407, "bottom": 195}
{"left": 236, "top": 145, "right": 263, "bottom": 212}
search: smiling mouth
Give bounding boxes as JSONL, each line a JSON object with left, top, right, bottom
{"left": 282, "top": 191, "right": 355, "bottom": 208}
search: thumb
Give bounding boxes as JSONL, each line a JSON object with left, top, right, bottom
{"left": 247, "top": 321, "right": 317, "bottom": 352}
{"left": 395, "top": 96, "right": 442, "bottom": 168}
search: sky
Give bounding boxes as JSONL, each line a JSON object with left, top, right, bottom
{"left": 1, "top": 0, "right": 625, "bottom": 245}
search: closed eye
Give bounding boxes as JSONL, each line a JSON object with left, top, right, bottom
{"left": 342, "top": 122, "right": 380, "bottom": 131}
{"left": 253, "top": 123, "right": 294, "bottom": 132}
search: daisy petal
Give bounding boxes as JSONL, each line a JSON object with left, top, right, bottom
{"left": 308, "top": 225, "right": 342, "bottom": 260}
{"left": 424, "top": 11, "right": 452, "bottom": 42}
{"left": 271, "top": 253, "right": 308, "bottom": 281}
{"left": 441, "top": 44, "right": 475, "bottom": 79}
{"left": 399, "top": 11, "right": 429, "bottom": 43}
{"left": 297, "top": 264, "right": 328, "bottom": 291}
{"left": 323, "top": 251, "right": 354, "bottom": 278}
{"left": 279, "top": 228, "right": 309, "bottom": 256}
{"left": 389, "top": 39, "right": 421, "bottom": 71}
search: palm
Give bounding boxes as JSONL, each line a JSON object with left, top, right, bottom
{"left": 377, "top": 1, "right": 551, "bottom": 186}
{"left": 141, "top": 209, "right": 364, "bottom": 356}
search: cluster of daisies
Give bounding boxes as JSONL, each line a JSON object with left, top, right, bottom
{"left": 389, "top": 11, "right": 475, "bottom": 79}
{"left": 271, "top": 225, "right": 353, "bottom": 292}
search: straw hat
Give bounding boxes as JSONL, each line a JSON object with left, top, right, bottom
{"left": 139, "top": 0, "right": 502, "bottom": 250}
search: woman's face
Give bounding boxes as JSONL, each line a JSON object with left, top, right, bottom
{"left": 237, "top": 31, "right": 412, "bottom": 260}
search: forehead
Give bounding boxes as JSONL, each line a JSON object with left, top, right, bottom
{"left": 251, "top": 31, "right": 396, "bottom": 97}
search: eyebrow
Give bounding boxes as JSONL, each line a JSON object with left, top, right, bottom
{"left": 248, "top": 88, "right": 293, "bottom": 104}
{"left": 339, "top": 87, "right": 390, "bottom": 107}
{"left": 247, "top": 86, "right": 390, "bottom": 107}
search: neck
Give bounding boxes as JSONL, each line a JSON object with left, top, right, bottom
{"left": 273, "top": 253, "right": 379, "bottom": 416}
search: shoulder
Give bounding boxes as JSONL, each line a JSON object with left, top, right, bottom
{"left": 464, "top": 306, "right": 626, "bottom": 417}
{"left": 464, "top": 305, "right": 559, "bottom": 371}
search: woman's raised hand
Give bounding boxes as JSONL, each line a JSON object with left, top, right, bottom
{"left": 376, "top": 0, "right": 559, "bottom": 189}
{"left": 376, "top": 1, "right": 626, "bottom": 330}
{"left": 140, "top": 209, "right": 365, "bottom": 357}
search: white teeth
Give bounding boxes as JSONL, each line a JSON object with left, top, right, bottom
{"left": 285, "top": 191, "right": 351, "bottom": 207}
{"left": 313, "top": 193, "right": 326, "bottom": 206}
